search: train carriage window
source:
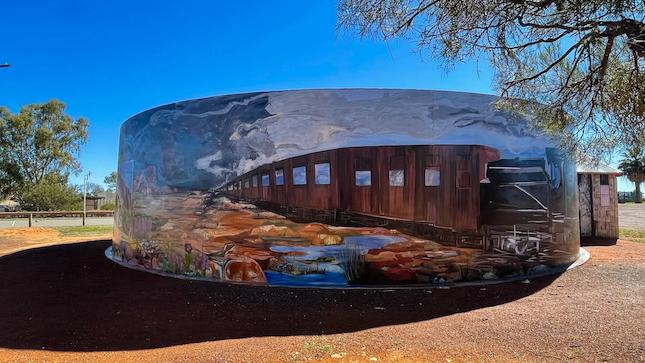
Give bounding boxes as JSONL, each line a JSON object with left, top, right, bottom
{"left": 355, "top": 157, "right": 372, "bottom": 186}
{"left": 389, "top": 155, "right": 405, "bottom": 187}
{"left": 244, "top": 178, "right": 250, "bottom": 188}
{"left": 293, "top": 166, "right": 307, "bottom": 185}
{"left": 251, "top": 175, "right": 258, "bottom": 187}
{"left": 355, "top": 170, "right": 372, "bottom": 186}
{"left": 275, "top": 169, "right": 284, "bottom": 185}
{"left": 261, "top": 174, "right": 270, "bottom": 186}
{"left": 314, "top": 162, "right": 331, "bottom": 185}
{"left": 389, "top": 169, "right": 404, "bottom": 186}
{"left": 424, "top": 167, "right": 440, "bottom": 186}
{"left": 600, "top": 174, "right": 609, "bottom": 185}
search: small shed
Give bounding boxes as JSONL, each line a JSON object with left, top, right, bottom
{"left": 577, "top": 163, "right": 622, "bottom": 240}
{"left": 85, "top": 196, "right": 105, "bottom": 211}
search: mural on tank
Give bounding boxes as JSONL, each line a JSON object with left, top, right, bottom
{"left": 111, "top": 89, "right": 580, "bottom": 286}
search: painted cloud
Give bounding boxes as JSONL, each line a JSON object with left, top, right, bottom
{"left": 119, "top": 89, "right": 553, "bottom": 190}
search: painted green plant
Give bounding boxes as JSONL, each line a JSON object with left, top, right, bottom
{"left": 339, "top": 242, "right": 364, "bottom": 283}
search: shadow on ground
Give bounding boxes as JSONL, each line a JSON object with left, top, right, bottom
{"left": 0, "top": 240, "right": 558, "bottom": 352}
{"left": 581, "top": 237, "right": 618, "bottom": 246}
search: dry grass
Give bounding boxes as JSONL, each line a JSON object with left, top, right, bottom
{"left": 620, "top": 228, "right": 645, "bottom": 244}
{"left": 53, "top": 225, "right": 113, "bottom": 237}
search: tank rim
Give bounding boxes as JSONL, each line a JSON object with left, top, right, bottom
{"left": 120, "top": 88, "right": 500, "bottom": 129}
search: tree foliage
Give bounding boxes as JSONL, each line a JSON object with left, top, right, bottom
{"left": 86, "top": 182, "right": 105, "bottom": 196}
{"left": 338, "top": 0, "right": 645, "bottom": 159}
{"left": 0, "top": 100, "right": 88, "bottom": 199}
{"left": 104, "top": 171, "right": 117, "bottom": 192}
{"left": 101, "top": 202, "right": 116, "bottom": 210}
{"left": 17, "top": 173, "right": 82, "bottom": 211}
{"left": 618, "top": 146, "right": 645, "bottom": 202}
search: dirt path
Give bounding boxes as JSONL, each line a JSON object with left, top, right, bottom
{"left": 0, "top": 238, "right": 642, "bottom": 362}
{"left": 0, "top": 227, "right": 112, "bottom": 257}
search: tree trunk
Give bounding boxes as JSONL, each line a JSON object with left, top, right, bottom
{"left": 636, "top": 181, "right": 642, "bottom": 203}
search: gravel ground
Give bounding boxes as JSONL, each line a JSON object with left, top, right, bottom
{"left": 0, "top": 239, "right": 643, "bottom": 362}
{"left": 619, "top": 203, "right": 645, "bottom": 230}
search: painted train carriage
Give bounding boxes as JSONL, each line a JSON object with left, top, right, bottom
{"left": 221, "top": 144, "right": 578, "bottom": 266}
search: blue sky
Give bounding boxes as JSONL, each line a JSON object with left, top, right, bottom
{"left": 0, "top": 1, "right": 635, "bottom": 191}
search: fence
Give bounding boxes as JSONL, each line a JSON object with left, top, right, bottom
{"left": 0, "top": 210, "right": 114, "bottom": 227}
{"left": 618, "top": 191, "right": 643, "bottom": 203}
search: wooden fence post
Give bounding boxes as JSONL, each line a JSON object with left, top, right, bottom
{"left": 28, "top": 213, "right": 33, "bottom": 227}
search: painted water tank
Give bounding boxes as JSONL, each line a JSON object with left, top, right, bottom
{"left": 111, "top": 89, "right": 581, "bottom": 286}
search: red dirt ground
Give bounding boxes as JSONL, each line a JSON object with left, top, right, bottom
{"left": 0, "top": 227, "right": 111, "bottom": 255}
{"left": 0, "top": 239, "right": 642, "bottom": 362}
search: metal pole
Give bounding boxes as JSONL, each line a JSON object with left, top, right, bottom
{"left": 83, "top": 172, "right": 90, "bottom": 226}
{"left": 28, "top": 213, "right": 32, "bottom": 227}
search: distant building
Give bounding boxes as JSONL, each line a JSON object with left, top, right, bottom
{"left": 577, "top": 163, "right": 622, "bottom": 240}
{"left": 0, "top": 199, "right": 19, "bottom": 212}
{"left": 85, "top": 196, "right": 105, "bottom": 210}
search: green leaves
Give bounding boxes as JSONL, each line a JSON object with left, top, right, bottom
{"left": 337, "top": 0, "right": 645, "bottom": 159}
{"left": 17, "top": 173, "right": 82, "bottom": 211}
{"left": 618, "top": 146, "right": 645, "bottom": 202}
{"left": 104, "top": 171, "right": 118, "bottom": 193}
{"left": 619, "top": 147, "right": 645, "bottom": 180}
{"left": 0, "top": 100, "right": 88, "bottom": 201}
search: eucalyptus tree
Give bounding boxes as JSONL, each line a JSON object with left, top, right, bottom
{"left": 338, "top": 0, "right": 645, "bottom": 159}
{"left": 0, "top": 100, "right": 88, "bottom": 203}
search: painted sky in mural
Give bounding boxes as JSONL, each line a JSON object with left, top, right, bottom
{"left": 120, "top": 89, "right": 553, "bottom": 190}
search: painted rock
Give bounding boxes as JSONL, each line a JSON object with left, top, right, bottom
{"left": 225, "top": 257, "right": 267, "bottom": 283}
{"left": 382, "top": 266, "right": 416, "bottom": 282}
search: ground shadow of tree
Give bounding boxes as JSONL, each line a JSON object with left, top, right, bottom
{"left": 0, "top": 240, "right": 558, "bottom": 352}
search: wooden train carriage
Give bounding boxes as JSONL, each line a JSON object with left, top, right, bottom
{"left": 338, "top": 145, "right": 499, "bottom": 233}
{"left": 223, "top": 144, "right": 501, "bottom": 236}
{"left": 284, "top": 149, "right": 340, "bottom": 211}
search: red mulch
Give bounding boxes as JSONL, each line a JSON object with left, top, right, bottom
{"left": 0, "top": 240, "right": 642, "bottom": 362}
